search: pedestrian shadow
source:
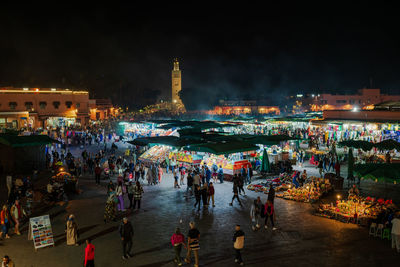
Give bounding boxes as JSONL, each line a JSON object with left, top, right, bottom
{"left": 136, "top": 259, "right": 172, "bottom": 267}
{"left": 83, "top": 225, "right": 119, "bottom": 242}
{"left": 54, "top": 224, "right": 99, "bottom": 246}
{"left": 134, "top": 242, "right": 171, "bottom": 256}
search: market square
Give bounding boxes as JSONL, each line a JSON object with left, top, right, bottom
{"left": 1, "top": 6, "right": 400, "bottom": 267}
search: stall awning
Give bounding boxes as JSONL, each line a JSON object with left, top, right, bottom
{"left": 354, "top": 163, "right": 400, "bottom": 182}
{"left": 183, "top": 141, "right": 258, "bottom": 155}
{"left": 339, "top": 139, "right": 400, "bottom": 151}
{"left": 242, "top": 134, "right": 300, "bottom": 145}
{"left": 338, "top": 140, "right": 374, "bottom": 151}
{"left": 0, "top": 134, "right": 60, "bottom": 147}
{"left": 128, "top": 136, "right": 195, "bottom": 147}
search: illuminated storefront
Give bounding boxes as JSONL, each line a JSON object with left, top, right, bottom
{"left": 0, "top": 87, "right": 90, "bottom": 129}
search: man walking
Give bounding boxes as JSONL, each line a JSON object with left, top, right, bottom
{"left": 94, "top": 165, "right": 102, "bottom": 185}
{"left": 194, "top": 185, "right": 202, "bottom": 211}
{"left": 267, "top": 185, "right": 275, "bottom": 204}
{"left": 119, "top": 217, "right": 134, "bottom": 259}
{"left": 217, "top": 165, "right": 224, "bottom": 183}
{"left": 233, "top": 225, "right": 245, "bottom": 265}
{"left": 230, "top": 182, "right": 242, "bottom": 206}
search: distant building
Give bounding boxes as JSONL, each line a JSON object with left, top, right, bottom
{"left": 287, "top": 94, "right": 318, "bottom": 114}
{"left": 208, "top": 100, "right": 280, "bottom": 115}
{"left": 289, "top": 89, "right": 400, "bottom": 113}
{"left": 315, "top": 89, "right": 400, "bottom": 111}
{"left": 171, "top": 58, "right": 185, "bottom": 110}
{"left": 89, "top": 99, "right": 119, "bottom": 120}
{"left": 0, "top": 87, "right": 90, "bottom": 129}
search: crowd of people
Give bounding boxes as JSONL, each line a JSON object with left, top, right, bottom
{"left": 2, "top": 118, "right": 400, "bottom": 266}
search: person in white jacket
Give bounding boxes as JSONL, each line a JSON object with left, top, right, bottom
{"left": 11, "top": 199, "right": 26, "bottom": 235}
{"left": 250, "top": 199, "right": 261, "bottom": 231}
{"left": 391, "top": 213, "right": 400, "bottom": 253}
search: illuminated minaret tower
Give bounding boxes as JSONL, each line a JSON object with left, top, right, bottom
{"left": 171, "top": 58, "right": 184, "bottom": 108}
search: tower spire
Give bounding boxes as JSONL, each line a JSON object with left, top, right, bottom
{"left": 171, "top": 58, "right": 185, "bottom": 111}
{"left": 173, "top": 58, "right": 179, "bottom": 71}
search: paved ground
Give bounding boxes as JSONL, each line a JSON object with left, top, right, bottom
{"left": 1, "top": 143, "right": 400, "bottom": 267}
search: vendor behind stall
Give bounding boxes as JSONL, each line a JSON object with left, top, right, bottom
{"left": 348, "top": 185, "right": 360, "bottom": 197}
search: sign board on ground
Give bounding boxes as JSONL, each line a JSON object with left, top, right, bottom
{"left": 28, "top": 215, "right": 54, "bottom": 250}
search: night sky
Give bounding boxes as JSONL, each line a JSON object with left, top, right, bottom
{"left": 1, "top": 6, "right": 400, "bottom": 110}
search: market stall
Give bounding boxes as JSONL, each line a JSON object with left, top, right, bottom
{"left": 276, "top": 177, "right": 332, "bottom": 203}
{"left": 52, "top": 171, "right": 78, "bottom": 193}
{"left": 247, "top": 173, "right": 293, "bottom": 193}
{"left": 138, "top": 145, "right": 171, "bottom": 165}
{"left": 315, "top": 196, "right": 396, "bottom": 225}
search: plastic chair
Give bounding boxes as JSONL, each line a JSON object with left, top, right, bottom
{"left": 382, "top": 228, "right": 391, "bottom": 240}
{"left": 375, "top": 224, "right": 384, "bottom": 238}
{"left": 369, "top": 223, "right": 377, "bottom": 237}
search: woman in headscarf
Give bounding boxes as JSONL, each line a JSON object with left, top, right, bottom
{"left": 66, "top": 214, "right": 78, "bottom": 246}
{"left": 104, "top": 188, "right": 117, "bottom": 223}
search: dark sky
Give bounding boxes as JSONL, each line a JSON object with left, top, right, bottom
{"left": 1, "top": 6, "right": 400, "bottom": 109}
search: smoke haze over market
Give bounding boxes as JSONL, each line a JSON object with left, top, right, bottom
{"left": 1, "top": 5, "right": 400, "bottom": 110}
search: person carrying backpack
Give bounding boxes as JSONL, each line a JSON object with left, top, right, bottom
{"left": 233, "top": 224, "right": 245, "bottom": 265}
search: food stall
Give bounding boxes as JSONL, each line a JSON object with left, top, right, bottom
{"left": 276, "top": 177, "right": 332, "bottom": 203}
{"left": 139, "top": 145, "right": 171, "bottom": 165}
{"left": 247, "top": 173, "right": 293, "bottom": 193}
{"left": 52, "top": 171, "right": 78, "bottom": 193}
{"left": 315, "top": 196, "right": 395, "bottom": 225}
{"left": 201, "top": 153, "right": 251, "bottom": 176}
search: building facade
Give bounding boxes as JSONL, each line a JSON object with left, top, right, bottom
{"left": 89, "top": 99, "right": 118, "bottom": 120}
{"left": 0, "top": 87, "right": 90, "bottom": 129}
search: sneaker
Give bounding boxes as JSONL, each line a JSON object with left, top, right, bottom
{"left": 213, "top": 205, "right": 215, "bottom": 207}
{"left": 272, "top": 227, "right": 277, "bottom": 230}
{"left": 264, "top": 225, "right": 268, "bottom": 229}
{"left": 178, "top": 263, "right": 183, "bottom": 266}
{"left": 229, "top": 203, "right": 233, "bottom": 206}
{"left": 122, "top": 256, "right": 128, "bottom": 260}
{"left": 235, "top": 259, "right": 239, "bottom": 263}
{"left": 240, "top": 262, "right": 244, "bottom": 266}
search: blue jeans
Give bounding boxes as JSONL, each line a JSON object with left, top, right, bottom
{"left": 218, "top": 174, "right": 223, "bottom": 183}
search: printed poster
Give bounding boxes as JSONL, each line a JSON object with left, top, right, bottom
{"left": 29, "top": 215, "right": 54, "bottom": 250}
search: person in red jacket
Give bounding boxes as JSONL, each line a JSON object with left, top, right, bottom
{"left": 264, "top": 200, "right": 277, "bottom": 230}
{"left": 334, "top": 159, "right": 341, "bottom": 177}
{"left": 171, "top": 227, "right": 186, "bottom": 266}
{"left": 207, "top": 182, "right": 215, "bottom": 207}
{"left": 84, "top": 239, "right": 95, "bottom": 267}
